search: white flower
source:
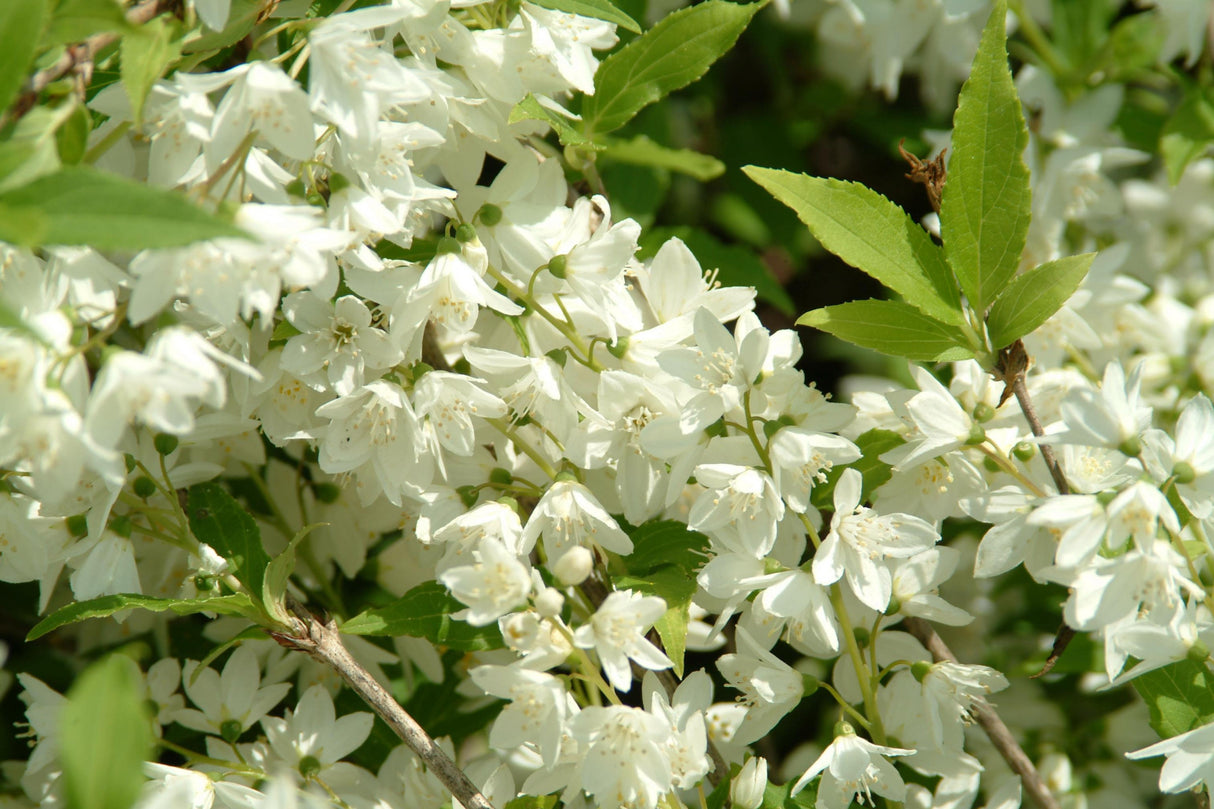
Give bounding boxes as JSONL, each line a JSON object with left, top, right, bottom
{"left": 280, "top": 292, "right": 402, "bottom": 396}
{"left": 790, "top": 728, "right": 914, "bottom": 805}
{"left": 769, "top": 426, "right": 860, "bottom": 513}
{"left": 315, "top": 380, "right": 433, "bottom": 505}
{"left": 261, "top": 684, "right": 374, "bottom": 776}
{"left": 883, "top": 364, "right": 980, "bottom": 471}
{"left": 1049, "top": 361, "right": 1152, "bottom": 451}
{"left": 919, "top": 662, "right": 1009, "bottom": 750}
{"left": 207, "top": 62, "right": 315, "bottom": 165}
{"left": 470, "top": 664, "right": 576, "bottom": 767}
{"left": 813, "top": 468, "right": 940, "bottom": 611}
{"left": 572, "top": 589, "right": 671, "bottom": 693}
{"left": 438, "top": 536, "right": 532, "bottom": 626}
{"left": 1126, "top": 720, "right": 1214, "bottom": 794}
{"left": 413, "top": 371, "right": 507, "bottom": 463}
{"left": 175, "top": 645, "right": 291, "bottom": 738}
{"left": 688, "top": 464, "right": 785, "bottom": 558}
{"left": 570, "top": 705, "right": 673, "bottom": 809}
{"left": 716, "top": 627, "right": 803, "bottom": 744}
{"left": 520, "top": 479, "right": 632, "bottom": 564}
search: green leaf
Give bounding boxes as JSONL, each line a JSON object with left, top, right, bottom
{"left": 341, "top": 582, "right": 505, "bottom": 651}
{"left": 1091, "top": 11, "right": 1165, "bottom": 83}
{"left": 262, "top": 524, "right": 321, "bottom": 624}
{"left": 616, "top": 566, "right": 695, "bottom": 677}
{"left": 55, "top": 101, "right": 91, "bottom": 164}
{"left": 526, "top": 0, "right": 640, "bottom": 33}
{"left": 0, "top": 0, "right": 49, "bottom": 117}
{"left": 639, "top": 226, "right": 794, "bottom": 315}
{"left": 504, "top": 796, "right": 558, "bottom": 809}
{"left": 44, "top": 0, "right": 132, "bottom": 46}
{"left": 509, "top": 93, "right": 600, "bottom": 149}
{"left": 27, "top": 593, "right": 257, "bottom": 641}
{"left": 744, "top": 167, "right": 963, "bottom": 325}
{"left": 1133, "top": 659, "right": 1214, "bottom": 739}
{"left": 582, "top": 0, "right": 760, "bottom": 136}
{"left": 188, "top": 482, "right": 272, "bottom": 603}
{"left": 59, "top": 656, "right": 152, "bottom": 809}
{"left": 621, "top": 519, "right": 710, "bottom": 576}
{"left": 985, "top": 253, "right": 1094, "bottom": 348}
{"left": 1160, "top": 85, "right": 1214, "bottom": 186}
{"left": 797, "top": 299, "right": 974, "bottom": 361}
{"left": 0, "top": 103, "right": 71, "bottom": 193}
{"left": 600, "top": 134, "right": 724, "bottom": 180}
{"left": 810, "top": 428, "right": 904, "bottom": 510}
{"left": 938, "top": 0, "right": 1031, "bottom": 314}
{"left": 121, "top": 16, "right": 181, "bottom": 125}
{"left": 0, "top": 166, "right": 248, "bottom": 248}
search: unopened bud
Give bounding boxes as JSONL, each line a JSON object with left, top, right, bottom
{"left": 730, "top": 756, "right": 768, "bottom": 809}
{"left": 553, "top": 546, "right": 593, "bottom": 585}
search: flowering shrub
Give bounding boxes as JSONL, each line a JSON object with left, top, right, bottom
{"left": 4, "top": 0, "right": 1214, "bottom": 808}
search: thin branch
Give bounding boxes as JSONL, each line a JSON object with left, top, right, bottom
{"left": 275, "top": 599, "right": 496, "bottom": 809}
{"left": 904, "top": 617, "right": 1061, "bottom": 809}
{"left": 2, "top": 0, "right": 179, "bottom": 128}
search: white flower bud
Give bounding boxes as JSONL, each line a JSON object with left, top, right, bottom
{"left": 730, "top": 756, "right": 767, "bottom": 809}
{"left": 535, "top": 587, "right": 565, "bottom": 618}
{"left": 553, "top": 546, "right": 593, "bottom": 585}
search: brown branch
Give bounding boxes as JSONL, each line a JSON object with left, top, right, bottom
{"left": 275, "top": 600, "right": 496, "bottom": 809}
{"left": 904, "top": 617, "right": 1061, "bottom": 809}
{"left": 2, "top": 0, "right": 179, "bottom": 128}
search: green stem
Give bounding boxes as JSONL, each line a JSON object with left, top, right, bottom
{"left": 829, "top": 586, "right": 888, "bottom": 745}
{"left": 1007, "top": 0, "right": 1070, "bottom": 80}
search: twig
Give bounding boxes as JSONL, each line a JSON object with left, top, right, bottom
{"left": 904, "top": 617, "right": 1061, "bottom": 809}
{"left": 2, "top": 0, "right": 178, "bottom": 128}
{"left": 274, "top": 598, "right": 496, "bottom": 809}
{"left": 996, "top": 341, "right": 1079, "bottom": 675}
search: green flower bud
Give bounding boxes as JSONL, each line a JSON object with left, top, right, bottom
{"left": 298, "top": 755, "right": 322, "bottom": 779}
{"left": 436, "top": 236, "right": 461, "bottom": 255}
{"left": 133, "top": 476, "right": 157, "bottom": 499}
{"left": 66, "top": 514, "right": 89, "bottom": 538}
{"left": 1012, "top": 441, "right": 1036, "bottom": 461}
{"left": 110, "top": 514, "right": 133, "bottom": 538}
{"left": 457, "top": 485, "right": 479, "bottom": 508}
{"left": 313, "top": 482, "right": 341, "bottom": 504}
{"left": 547, "top": 254, "right": 568, "bottom": 279}
{"left": 965, "top": 422, "right": 987, "bottom": 445}
{"left": 455, "top": 223, "right": 478, "bottom": 243}
{"left": 1118, "top": 435, "right": 1142, "bottom": 457}
{"left": 607, "top": 338, "right": 629, "bottom": 359}
{"left": 489, "top": 467, "right": 514, "bottom": 486}
{"left": 153, "top": 433, "right": 179, "bottom": 456}
{"left": 1174, "top": 461, "right": 1197, "bottom": 485}
{"left": 327, "top": 172, "right": 352, "bottom": 195}
{"left": 910, "top": 660, "right": 933, "bottom": 683}
{"left": 220, "top": 719, "right": 243, "bottom": 743}
{"left": 476, "top": 203, "right": 503, "bottom": 226}
{"left": 972, "top": 402, "right": 996, "bottom": 423}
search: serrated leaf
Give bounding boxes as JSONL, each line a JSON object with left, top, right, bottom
{"left": 509, "top": 93, "right": 599, "bottom": 149}
{"left": 1133, "top": 659, "right": 1214, "bottom": 739}
{"left": 582, "top": 0, "right": 759, "bottom": 136}
{"left": 188, "top": 482, "right": 272, "bottom": 603}
{"left": 621, "top": 519, "right": 710, "bottom": 575}
{"left": 938, "top": 0, "right": 1031, "bottom": 314}
{"left": 616, "top": 565, "right": 697, "bottom": 677}
{"left": 526, "top": 0, "right": 640, "bottom": 33}
{"left": 121, "top": 16, "right": 181, "bottom": 126}
{"left": 341, "top": 582, "right": 505, "bottom": 651}
{"left": 810, "top": 428, "right": 904, "bottom": 510}
{"left": 59, "top": 656, "right": 152, "bottom": 809}
{"left": 1160, "top": 86, "right": 1214, "bottom": 186}
{"left": 797, "top": 299, "right": 974, "bottom": 361}
{"left": 263, "top": 524, "right": 322, "bottom": 625}
{"left": 0, "top": 0, "right": 48, "bottom": 117}
{"left": 600, "top": 134, "right": 724, "bottom": 180}
{"left": 986, "top": 252, "right": 1093, "bottom": 348}
{"left": 745, "top": 167, "right": 963, "bottom": 325}
{"left": 0, "top": 166, "right": 248, "bottom": 248}
{"left": 26, "top": 593, "right": 257, "bottom": 641}
{"left": 44, "top": 0, "right": 132, "bottom": 46}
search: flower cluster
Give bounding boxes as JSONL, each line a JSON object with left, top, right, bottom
{"left": 5, "top": 0, "right": 1214, "bottom": 808}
